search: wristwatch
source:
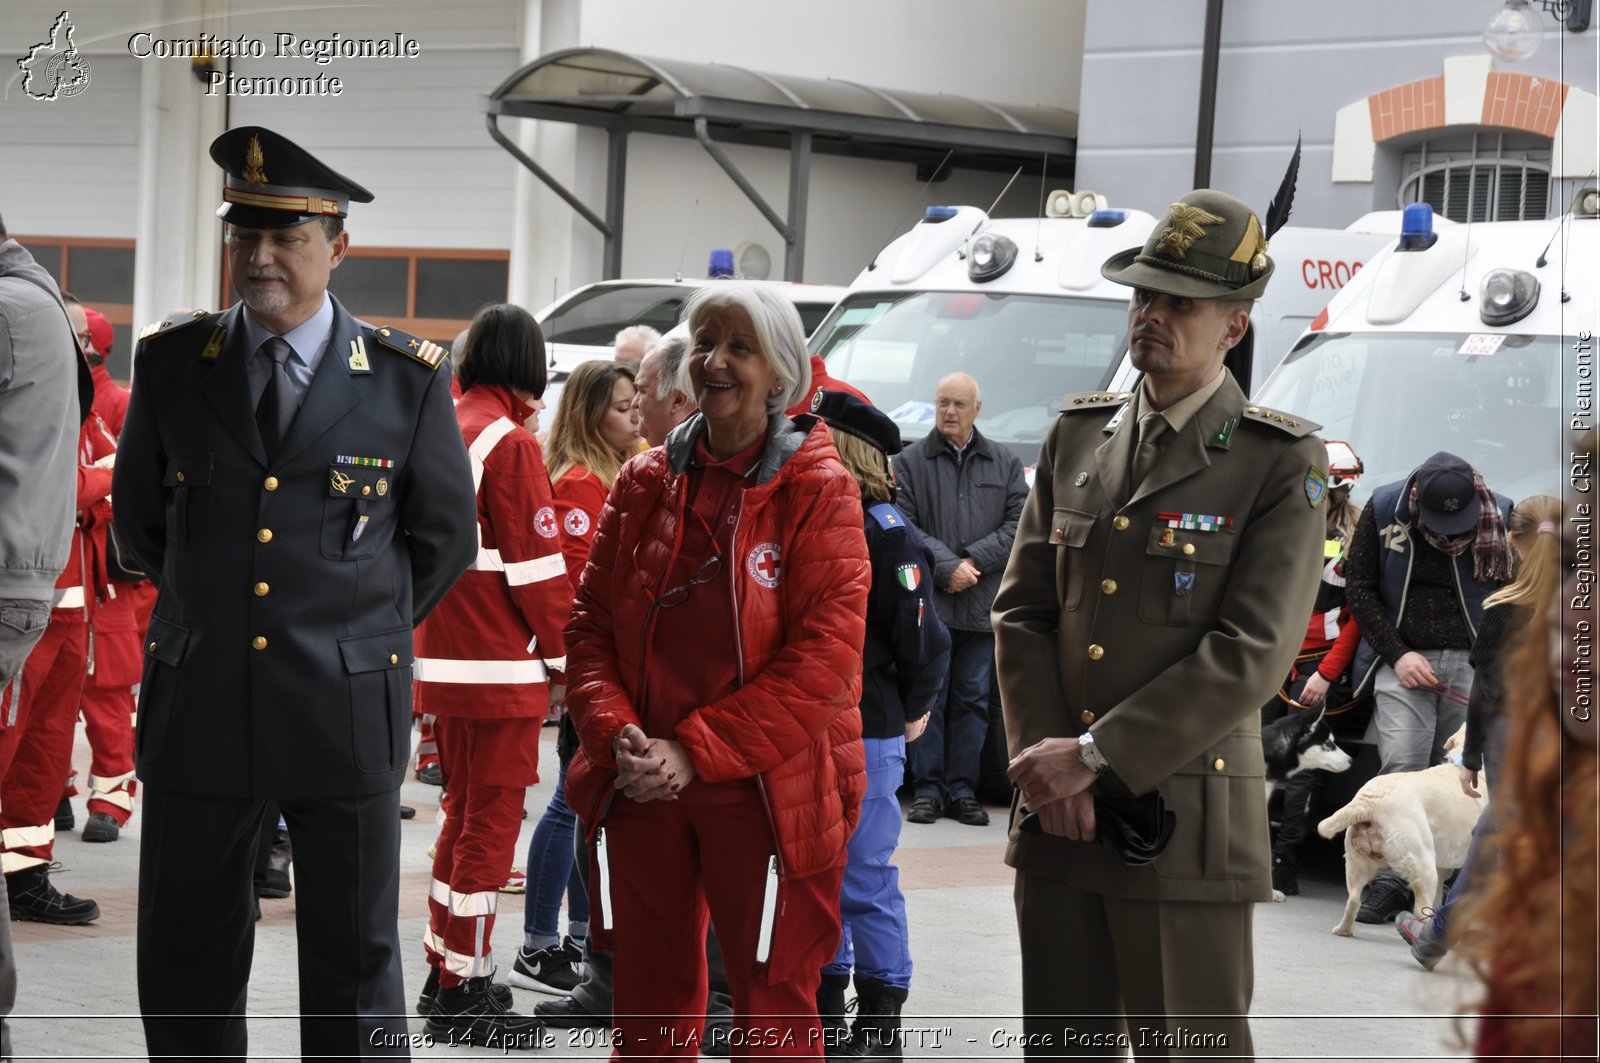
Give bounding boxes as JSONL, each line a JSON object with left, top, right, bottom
{"left": 1077, "top": 731, "right": 1109, "bottom": 776}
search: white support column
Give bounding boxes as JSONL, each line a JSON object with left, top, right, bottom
{"left": 130, "top": 0, "right": 227, "bottom": 357}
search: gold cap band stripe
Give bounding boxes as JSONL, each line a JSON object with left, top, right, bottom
{"left": 222, "top": 187, "right": 343, "bottom": 215}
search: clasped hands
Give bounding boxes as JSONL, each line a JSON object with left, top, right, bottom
{"left": 611, "top": 722, "right": 696, "bottom": 802}
{"left": 1007, "top": 736, "right": 1098, "bottom": 841}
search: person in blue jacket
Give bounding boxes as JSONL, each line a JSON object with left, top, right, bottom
{"left": 808, "top": 389, "right": 951, "bottom": 1062}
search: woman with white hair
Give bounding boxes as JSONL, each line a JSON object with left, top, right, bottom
{"left": 564, "top": 282, "right": 871, "bottom": 1057}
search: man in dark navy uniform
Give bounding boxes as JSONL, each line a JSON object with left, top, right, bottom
{"left": 113, "top": 127, "right": 477, "bottom": 1060}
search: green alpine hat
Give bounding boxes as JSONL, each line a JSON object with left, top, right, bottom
{"left": 1101, "top": 188, "right": 1274, "bottom": 300}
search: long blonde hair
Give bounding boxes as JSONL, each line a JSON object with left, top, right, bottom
{"left": 546, "top": 360, "right": 638, "bottom": 487}
{"left": 1483, "top": 494, "right": 1561, "bottom": 609}
{"left": 827, "top": 427, "right": 895, "bottom": 503}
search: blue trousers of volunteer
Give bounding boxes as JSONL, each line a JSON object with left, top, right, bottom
{"left": 910, "top": 630, "right": 991, "bottom": 802}
{"left": 825, "top": 736, "right": 912, "bottom": 988}
{"left": 138, "top": 786, "right": 409, "bottom": 1062}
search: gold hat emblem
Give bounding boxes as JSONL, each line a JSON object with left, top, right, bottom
{"left": 1155, "top": 202, "right": 1227, "bottom": 259}
{"left": 243, "top": 134, "right": 268, "bottom": 188}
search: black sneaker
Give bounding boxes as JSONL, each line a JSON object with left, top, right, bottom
{"left": 416, "top": 965, "right": 513, "bottom": 1015}
{"left": 54, "top": 797, "right": 74, "bottom": 832}
{"left": 906, "top": 795, "right": 940, "bottom": 824}
{"left": 81, "top": 811, "right": 120, "bottom": 843}
{"left": 945, "top": 795, "right": 990, "bottom": 827}
{"left": 1357, "top": 874, "right": 1414, "bottom": 924}
{"left": 1271, "top": 856, "right": 1299, "bottom": 897}
{"left": 417, "top": 762, "right": 443, "bottom": 787}
{"left": 399, "top": 804, "right": 417, "bottom": 820}
{"left": 423, "top": 975, "right": 545, "bottom": 1050}
{"left": 7, "top": 866, "right": 100, "bottom": 925}
{"left": 533, "top": 994, "right": 607, "bottom": 1028}
{"left": 507, "top": 941, "right": 581, "bottom": 995}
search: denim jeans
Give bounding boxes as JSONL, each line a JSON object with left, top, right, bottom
{"left": 909, "top": 629, "right": 992, "bottom": 802}
{"left": 523, "top": 744, "right": 588, "bottom": 938}
{"left": 1430, "top": 714, "right": 1506, "bottom": 935}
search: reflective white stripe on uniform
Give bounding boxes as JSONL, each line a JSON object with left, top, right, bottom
{"left": 543, "top": 656, "right": 567, "bottom": 673}
{"left": 422, "top": 926, "right": 447, "bottom": 957}
{"left": 0, "top": 852, "right": 46, "bottom": 874}
{"left": 55, "top": 586, "right": 85, "bottom": 609}
{"left": 414, "top": 658, "right": 548, "bottom": 685}
{"left": 1, "top": 825, "right": 54, "bottom": 849}
{"left": 468, "top": 418, "right": 519, "bottom": 492}
{"left": 1322, "top": 611, "right": 1342, "bottom": 641}
{"left": 442, "top": 942, "right": 494, "bottom": 980}
{"left": 448, "top": 888, "right": 497, "bottom": 918}
{"left": 87, "top": 772, "right": 137, "bottom": 811}
{"left": 469, "top": 546, "right": 504, "bottom": 572}
{"left": 429, "top": 878, "right": 451, "bottom": 907}
{"left": 503, "top": 554, "right": 565, "bottom": 587}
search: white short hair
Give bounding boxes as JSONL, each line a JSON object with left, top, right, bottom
{"left": 646, "top": 331, "right": 692, "bottom": 400}
{"left": 682, "top": 283, "right": 811, "bottom": 415}
{"left": 613, "top": 324, "right": 662, "bottom": 352}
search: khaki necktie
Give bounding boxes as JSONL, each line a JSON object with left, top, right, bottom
{"left": 1130, "top": 410, "right": 1168, "bottom": 490}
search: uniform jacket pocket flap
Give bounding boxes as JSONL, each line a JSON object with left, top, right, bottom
{"left": 1051, "top": 508, "right": 1096, "bottom": 548}
{"left": 1174, "top": 732, "right": 1265, "bottom": 777}
{"left": 163, "top": 453, "right": 213, "bottom": 487}
{"left": 327, "top": 464, "right": 397, "bottom": 501}
{"left": 338, "top": 628, "right": 414, "bottom": 674}
{"left": 144, "top": 616, "right": 191, "bottom": 667}
{"left": 1145, "top": 524, "right": 1236, "bottom": 564}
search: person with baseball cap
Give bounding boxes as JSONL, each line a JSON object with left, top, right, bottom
{"left": 1341, "top": 450, "right": 1513, "bottom": 923}
{"left": 995, "top": 188, "right": 1329, "bottom": 1056}
{"left": 113, "top": 126, "right": 478, "bottom": 1057}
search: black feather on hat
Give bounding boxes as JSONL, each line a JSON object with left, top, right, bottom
{"left": 808, "top": 389, "right": 902, "bottom": 455}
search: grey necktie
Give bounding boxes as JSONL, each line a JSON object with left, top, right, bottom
{"left": 255, "top": 337, "right": 296, "bottom": 458}
{"left": 1130, "top": 411, "right": 1168, "bottom": 490}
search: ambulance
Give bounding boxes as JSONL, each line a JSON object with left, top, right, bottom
{"left": 1250, "top": 193, "right": 1595, "bottom": 803}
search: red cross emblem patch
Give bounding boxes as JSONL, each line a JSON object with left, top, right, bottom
{"left": 534, "top": 506, "right": 558, "bottom": 539}
{"left": 563, "top": 509, "right": 592, "bottom": 537}
{"left": 746, "top": 542, "right": 782, "bottom": 589}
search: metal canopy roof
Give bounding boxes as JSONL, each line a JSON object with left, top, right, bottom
{"left": 483, "top": 48, "right": 1077, "bottom": 279}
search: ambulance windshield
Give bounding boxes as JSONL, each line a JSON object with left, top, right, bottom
{"left": 1256, "top": 331, "right": 1564, "bottom": 502}
{"left": 813, "top": 291, "right": 1129, "bottom": 464}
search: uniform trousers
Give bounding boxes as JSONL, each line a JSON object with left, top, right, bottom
{"left": 426, "top": 715, "right": 538, "bottom": 987}
{"left": 138, "top": 785, "right": 409, "bottom": 1062}
{"left": 604, "top": 785, "right": 844, "bottom": 1060}
{"left": 1015, "top": 871, "right": 1254, "bottom": 1060}
{"left": 79, "top": 681, "right": 137, "bottom": 824}
{"left": 825, "top": 735, "right": 912, "bottom": 988}
{"left": 0, "top": 614, "right": 87, "bottom": 874}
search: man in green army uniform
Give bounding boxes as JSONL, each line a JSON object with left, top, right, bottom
{"left": 995, "top": 189, "right": 1328, "bottom": 1059}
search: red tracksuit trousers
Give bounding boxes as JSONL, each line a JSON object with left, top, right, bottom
{"left": 424, "top": 715, "right": 538, "bottom": 988}
{"left": 78, "top": 681, "right": 137, "bottom": 824}
{"left": 602, "top": 785, "right": 845, "bottom": 1060}
{"left": 0, "top": 615, "right": 87, "bottom": 873}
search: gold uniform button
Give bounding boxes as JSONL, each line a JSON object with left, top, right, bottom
{"left": 257, "top": 528, "right": 273, "bottom": 543}
{"left": 1080, "top": 709, "right": 1095, "bottom": 725}
{"left": 389, "top": 653, "right": 399, "bottom": 665}
{"left": 1113, "top": 516, "right": 1131, "bottom": 532}
{"left": 147, "top": 641, "right": 158, "bottom": 653}
{"left": 1213, "top": 758, "right": 1226, "bottom": 771}
{"left": 1182, "top": 543, "right": 1196, "bottom": 556}
{"left": 253, "top": 582, "right": 270, "bottom": 597}
{"left": 264, "top": 476, "right": 279, "bottom": 491}
{"left": 1087, "top": 644, "right": 1105, "bottom": 661}
{"left": 252, "top": 636, "right": 268, "bottom": 651}
{"left": 176, "top": 471, "right": 185, "bottom": 482}
{"left": 1101, "top": 579, "right": 1118, "bottom": 595}
{"left": 362, "top": 485, "right": 372, "bottom": 496}
{"left": 1247, "top": 405, "right": 1261, "bottom": 414}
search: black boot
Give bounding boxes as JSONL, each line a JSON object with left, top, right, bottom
{"left": 416, "top": 964, "right": 514, "bottom": 1016}
{"left": 844, "top": 977, "right": 907, "bottom": 1061}
{"left": 6, "top": 865, "right": 100, "bottom": 925}
{"left": 1271, "top": 854, "right": 1298, "bottom": 896}
{"left": 817, "top": 972, "right": 850, "bottom": 1061}
{"left": 423, "top": 975, "right": 544, "bottom": 1050}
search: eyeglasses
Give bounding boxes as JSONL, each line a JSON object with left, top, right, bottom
{"left": 649, "top": 550, "right": 723, "bottom": 609}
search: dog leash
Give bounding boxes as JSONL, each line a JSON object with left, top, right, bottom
{"left": 1432, "top": 682, "right": 1471, "bottom": 707}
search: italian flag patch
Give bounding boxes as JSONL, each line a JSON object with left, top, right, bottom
{"left": 896, "top": 564, "right": 923, "bottom": 591}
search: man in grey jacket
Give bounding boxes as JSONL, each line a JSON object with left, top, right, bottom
{"left": 893, "top": 372, "right": 1027, "bottom": 825}
{"left": 0, "top": 212, "right": 91, "bottom": 1063}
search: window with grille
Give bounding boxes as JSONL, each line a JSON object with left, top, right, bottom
{"left": 1399, "top": 134, "right": 1551, "bottom": 222}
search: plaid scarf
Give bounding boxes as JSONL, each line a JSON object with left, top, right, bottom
{"left": 1408, "top": 472, "right": 1513, "bottom": 583}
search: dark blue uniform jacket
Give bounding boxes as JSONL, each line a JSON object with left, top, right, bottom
{"left": 860, "top": 501, "right": 951, "bottom": 739}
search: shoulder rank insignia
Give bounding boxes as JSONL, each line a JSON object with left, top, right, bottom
{"left": 373, "top": 326, "right": 448, "bottom": 370}
{"left": 138, "top": 309, "right": 212, "bottom": 345}
{"left": 1242, "top": 404, "right": 1321, "bottom": 438}
{"left": 1060, "top": 391, "right": 1132, "bottom": 413}
{"left": 866, "top": 502, "right": 904, "bottom": 532}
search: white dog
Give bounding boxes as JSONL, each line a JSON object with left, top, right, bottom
{"left": 1316, "top": 733, "right": 1486, "bottom": 937}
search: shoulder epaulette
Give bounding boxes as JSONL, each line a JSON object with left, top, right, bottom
{"left": 1241, "top": 403, "right": 1321, "bottom": 438}
{"left": 372, "top": 325, "right": 448, "bottom": 370}
{"left": 1059, "top": 390, "right": 1132, "bottom": 413}
{"left": 866, "top": 502, "right": 906, "bottom": 533}
{"left": 137, "top": 309, "right": 213, "bottom": 345}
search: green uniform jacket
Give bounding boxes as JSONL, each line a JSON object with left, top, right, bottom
{"left": 993, "top": 372, "right": 1327, "bottom": 903}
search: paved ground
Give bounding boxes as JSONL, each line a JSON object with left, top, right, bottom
{"left": 9, "top": 727, "right": 1482, "bottom": 1060}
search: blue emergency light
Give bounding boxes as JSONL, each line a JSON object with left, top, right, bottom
{"left": 924, "top": 206, "right": 959, "bottom": 221}
{"left": 708, "top": 248, "right": 735, "bottom": 277}
{"left": 1086, "top": 209, "right": 1127, "bottom": 228}
{"left": 1399, "top": 203, "right": 1437, "bottom": 251}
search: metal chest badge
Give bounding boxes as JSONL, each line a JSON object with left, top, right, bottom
{"left": 1304, "top": 466, "right": 1328, "bottom": 507}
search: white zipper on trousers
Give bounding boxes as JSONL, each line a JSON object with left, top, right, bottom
{"left": 755, "top": 854, "right": 778, "bottom": 963}
{"left": 596, "top": 827, "right": 614, "bottom": 931}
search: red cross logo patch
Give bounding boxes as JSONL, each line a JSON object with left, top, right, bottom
{"left": 534, "top": 506, "right": 558, "bottom": 539}
{"left": 563, "top": 509, "right": 592, "bottom": 537}
{"left": 746, "top": 542, "right": 782, "bottom": 589}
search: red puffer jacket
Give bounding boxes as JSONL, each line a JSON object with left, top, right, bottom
{"left": 565, "top": 413, "right": 869, "bottom": 878}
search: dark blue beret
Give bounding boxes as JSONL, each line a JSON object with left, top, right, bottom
{"left": 809, "top": 389, "right": 902, "bottom": 455}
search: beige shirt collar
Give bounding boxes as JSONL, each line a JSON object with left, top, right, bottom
{"left": 1138, "top": 367, "right": 1227, "bottom": 435}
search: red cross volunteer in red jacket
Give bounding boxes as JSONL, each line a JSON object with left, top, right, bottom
{"left": 411, "top": 304, "right": 570, "bottom": 1044}
{"left": 565, "top": 282, "right": 870, "bottom": 1059}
